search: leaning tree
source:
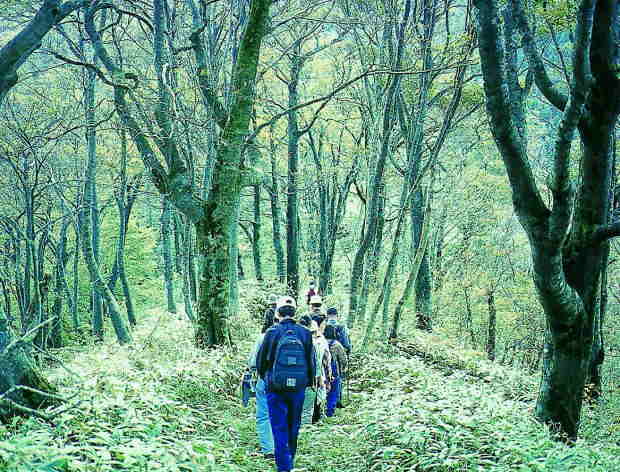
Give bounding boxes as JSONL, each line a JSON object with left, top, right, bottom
{"left": 474, "top": 0, "right": 620, "bottom": 439}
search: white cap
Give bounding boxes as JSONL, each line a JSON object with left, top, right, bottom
{"left": 309, "top": 295, "right": 323, "bottom": 305}
{"left": 277, "top": 296, "right": 297, "bottom": 309}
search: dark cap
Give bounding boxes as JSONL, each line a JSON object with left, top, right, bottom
{"left": 326, "top": 307, "right": 338, "bottom": 316}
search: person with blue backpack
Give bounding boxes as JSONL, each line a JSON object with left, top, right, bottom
{"left": 256, "top": 297, "right": 316, "bottom": 472}
{"left": 324, "top": 324, "right": 348, "bottom": 417}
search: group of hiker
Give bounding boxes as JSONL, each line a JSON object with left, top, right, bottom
{"left": 244, "top": 281, "right": 351, "bottom": 472}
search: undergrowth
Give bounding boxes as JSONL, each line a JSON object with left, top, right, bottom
{"left": 0, "top": 304, "right": 618, "bottom": 471}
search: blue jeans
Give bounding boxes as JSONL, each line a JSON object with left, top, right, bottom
{"left": 256, "top": 378, "right": 274, "bottom": 454}
{"left": 267, "top": 389, "right": 306, "bottom": 472}
{"left": 326, "top": 377, "right": 342, "bottom": 417}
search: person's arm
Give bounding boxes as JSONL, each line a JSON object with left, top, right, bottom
{"left": 305, "top": 332, "right": 317, "bottom": 383}
{"left": 340, "top": 325, "right": 352, "bottom": 354}
{"left": 337, "top": 342, "right": 348, "bottom": 374}
{"left": 248, "top": 334, "right": 264, "bottom": 369}
{"left": 256, "top": 331, "right": 274, "bottom": 378}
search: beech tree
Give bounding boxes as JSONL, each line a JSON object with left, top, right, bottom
{"left": 474, "top": 0, "right": 620, "bottom": 439}
{"left": 84, "top": 0, "right": 274, "bottom": 347}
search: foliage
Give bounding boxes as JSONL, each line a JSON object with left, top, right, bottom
{"left": 1, "top": 308, "right": 618, "bottom": 471}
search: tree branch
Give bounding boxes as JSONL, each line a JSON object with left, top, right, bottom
{"left": 590, "top": 221, "right": 620, "bottom": 246}
{"left": 548, "top": 0, "right": 594, "bottom": 245}
{"left": 0, "top": 0, "right": 86, "bottom": 104}
{"left": 511, "top": 0, "right": 568, "bottom": 111}
{"left": 474, "top": 0, "right": 550, "bottom": 234}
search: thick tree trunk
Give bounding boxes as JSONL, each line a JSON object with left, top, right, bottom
{"left": 0, "top": 317, "right": 58, "bottom": 419}
{"left": 476, "top": 0, "right": 620, "bottom": 440}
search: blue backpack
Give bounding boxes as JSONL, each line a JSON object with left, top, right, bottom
{"left": 270, "top": 328, "right": 309, "bottom": 392}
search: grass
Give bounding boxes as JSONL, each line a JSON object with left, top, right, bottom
{"left": 0, "top": 305, "right": 619, "bottom": 471}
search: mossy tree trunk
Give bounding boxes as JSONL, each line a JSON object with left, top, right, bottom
{"left": 475, "top": 0, "right": 620, "bottom": 440}
{"left": 86, "top": 0, "right": 273, "bottom": 347}
{"left": 0, "top": 318, "right": 58, "bottom": 419}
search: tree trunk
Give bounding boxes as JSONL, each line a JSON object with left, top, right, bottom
{"left": 114, "top": 130, "right": 136, "bottom": 326}
{"left": 182, "top": 221, "right": 196, "bottom": 322}
{"left": 475, "top": 0, "right": 620, "bottom": 440}
{"left": 412, "top": 191, "right": 432, "bottom": 331}
{"left": 161, "top": 198, "right": 177, "bottom": 314}
{"left": 0, "top": 314, "right": 58, "bottom": 419}
{"left": 286, "top": 52, "right": 302, "bottom": 298}
{"left": 486, "top": 289, "right": 497, "bottom": 361}
{"left": 252, "top": 184, "right": 263, "bottom": 281}
{"left": 84, "top": 67, "right": 104, "bottom": 342}
{"left": 269, "top": 147, "right": 286, "bottom": 283}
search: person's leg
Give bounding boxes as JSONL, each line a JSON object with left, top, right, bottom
{"left": 285, "top": 389, "right": 307, "bottom": 465}
{"left": 267, "top": 391, "right": 293, "bottom": 472}
{"left": 312, "top": 393, "right": 323, "bottom": 423}
{"left": 300, "top": 387, "right": 315, "bottom": 426}
{"left": 326, "top": 377, "right": 342, "bottom": 417}
{"left": 255, "top": 378, "right": 274, "bottom": 454}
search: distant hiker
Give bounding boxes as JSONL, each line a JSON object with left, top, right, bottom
{"left": 324, "top": 325, "right": 348, "bottom": 417}
{"left": 309, "top": 295, "right": 324, "bottom": 316}
{"left": 326, "top": 307, "right": 351, "bottom": 354}
{"left": 262, "top": 294, "right": 278, "bottom": 333}
{"left": 247, "top": 306, "right": 281, "bottom": 458}
{"left": 256, "top": 297, "right": 316, "bottom": 472}
{"left": 306, "top": 281, "right": 318, "bottom": 305}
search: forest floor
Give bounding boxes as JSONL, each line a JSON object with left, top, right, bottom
{"left": 1, "top": 305, "right": 619, "bottom": 472}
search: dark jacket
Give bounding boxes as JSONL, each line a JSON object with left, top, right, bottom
{"left": 256, "top": 318, "right": 317, "bottom": 387}
{"left": 326, "top": 319, "right": 351, "bottom": 354}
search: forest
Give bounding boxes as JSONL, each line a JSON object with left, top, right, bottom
{"left": 0, "top": 0, "right": 619, "bottom": 470}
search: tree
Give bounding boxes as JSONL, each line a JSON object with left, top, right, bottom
{"left": 84, "top": 0, "right": 274, "bottom": 347}
{"left": 0, "top": 0, "right": 83, "bottom": 105}
{"left": 474, "top": 0, "right": 620, "bottom": 440}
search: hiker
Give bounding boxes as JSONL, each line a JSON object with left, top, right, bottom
{"left": 326, "top": 307, "right": 351, "bottom": 354}
{"left": 326, "top": 307, "right": 351, "bottom": 408}
{"left": 298, "top": 318, "right": 322, "bottom": 426}
{"left": 256, "top": 297, "right": 316, "bottom": 472}
{"left": 299, "top": 318, "right": 330, "bottom": 425}
{"left": 306, "top": 280, "right": 318, "bottom": 305}
{"left": 310, "top": 314, "right": 331, "bottom": 423}
{"left": 308, "top": 295, "right": 324, "bottom": 316}
{"left": 247, "top": 304, "right": 281, "bottom": 458}
{"left": 324, "top": 325, "right": 348, "bottom": 417}
{"left": 262, "top": 294, "right": 278, "bottom": 332}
